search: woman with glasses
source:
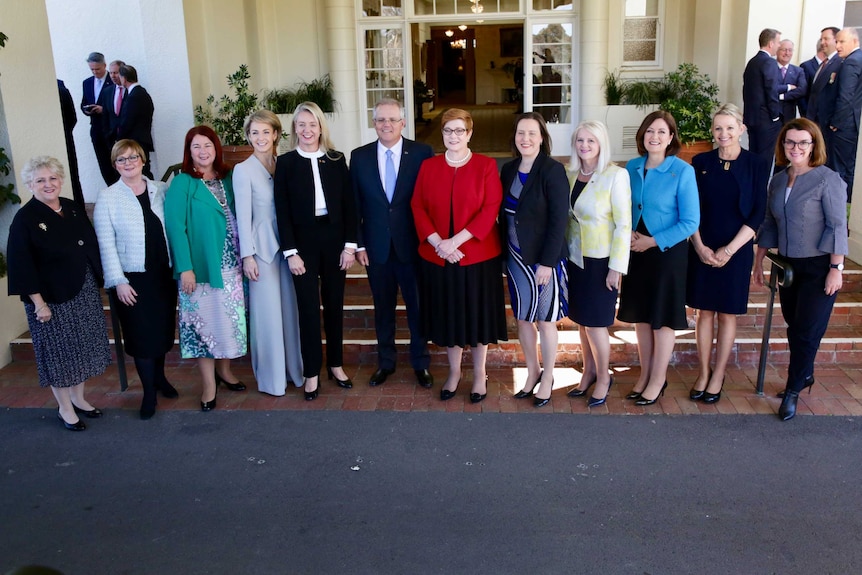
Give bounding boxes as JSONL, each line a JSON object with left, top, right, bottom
{"left": 686, "top": 104, "right": 769, "bottom": 405}
{"left": 754, "top": 118, "right": 847, "bottom": 421}
{"left": 94, "top": 140, "right": 178, "bottom": 419}
{"left": 411, "top": 108, "right": 507, "bottom": 403}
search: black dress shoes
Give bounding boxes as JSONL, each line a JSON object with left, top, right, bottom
{"left": 777, "top": 376, "right": 815, "bottom": 399}
{"left": 327, "top": 367, "right": 353, "bottom": 389}
{"left": 779, "top": 390, "right": 800, "bottom": 421}
{"left": 415, "top": 369, "right": 434, "bottom": 388}
{"left": 369, "top": 368, "right": 395, "bottom": 387}
{"left": 567, "top": 377, "right": 595, "bottom": 398}
{"left": 201, "top": 397, "right": 217, "bottom": 411}
{"left": 57, "top": 412, "right": 86, "bottom": 431}
{"left": 440, "top": 389, "right": 457, "bottom": 401}
{"left": 215, "top": 371, "right": 246, "bottom": 392}
{"left": 634, "top": 381, "right": 668, "bottom": 406}
{"left": 73, "top": 404, "right": 103, "bottom": 418}
{"left": 515, "top": 370, "right": 542, "bottom": 398}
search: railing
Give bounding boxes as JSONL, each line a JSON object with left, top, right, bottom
{"left": 755, "top": 251, "right": 795, "bottom": 395}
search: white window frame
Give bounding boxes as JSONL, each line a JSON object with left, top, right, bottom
{"left": 621, "top": 0, "right": 664, "bottom": 69}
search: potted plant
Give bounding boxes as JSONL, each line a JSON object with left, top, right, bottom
{"left": 0, "top": 31, "right": 21, "bottom": 278}
{"left": 262, "top": 75, "right": 337, "bottom": 154}
{"left": 659, "top": 63, "right": 720, "bottom": 161}
{"left": 194, "top": 64, "right": 259, "bottom": 166}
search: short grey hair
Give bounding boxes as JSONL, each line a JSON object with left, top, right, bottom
{"left": 21, "top": 156, "right": 65, "bottom": 186}
{"left": 372, "top": 98, "right": 405, "bottom": 121}
{"left": 87, "top": 52, "right": 105, "bottom": 64}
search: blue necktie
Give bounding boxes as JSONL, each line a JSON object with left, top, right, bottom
{"left": 384, "top": 149, "right": 396, "bottom": 203}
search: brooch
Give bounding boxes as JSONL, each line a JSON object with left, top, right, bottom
{"left": 39, "top": 223, "right": 47, "bottom": 231}
{"left": 829, "top": 72, "right": 836, "bottom": 84}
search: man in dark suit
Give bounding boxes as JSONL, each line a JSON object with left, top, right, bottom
{"left": 100, "top": 60, "right": 125, "bottom": 155}
{"left": 351, "top": 98, "right": 434, "bottom": 388}
{"left": 57, "top": 79, "right": 84, "bottom": 209}
{"left": 777, "top": 40, "right": 807, "bottom": 123}
{"left": 799, "top": 40, "right": 826, "bottom": 116}
{"left": 743, "top": 28, "right": 784, "bottom": 160}
{"left": 828, "top": 27, "right": 862, "bottom": 201}
{"left": 113, "top": 64, "right": 155, "bottom": 179}
{"left": 806, "top": 27, "right": 843, "bottom": 138}
{"left": 80, "top": 52, "right": 116, "bottom": 185}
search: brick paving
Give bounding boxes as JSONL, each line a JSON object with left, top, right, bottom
{"left": 2, "top": 356, "right": 860, "bottom": 418}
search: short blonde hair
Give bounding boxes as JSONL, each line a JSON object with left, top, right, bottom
{"left": 289, "top": 101, "right": 338, "bottom": 155}
{"left": 569, "top": 120, "right": 612, "bottom": 175}
{"left": 244, "top": 109, "right": 282, "bottom": 144}
{"left": 111, "top": 139, "right": 146, "bottom": 165}
{"left": 712, "top": 102, "right": 744, "bottom": 128}
{"left": 21, "top": 156, "right": 65, "bottom": 187}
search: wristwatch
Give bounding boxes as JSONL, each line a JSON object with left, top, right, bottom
{"left": 830, "top": 263, "right": 845, "bottom": 271}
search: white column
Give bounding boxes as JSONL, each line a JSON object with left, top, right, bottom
{"left": 324, "top": 0, "right": 360, "bottom": 156}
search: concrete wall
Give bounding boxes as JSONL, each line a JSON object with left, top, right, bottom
{"left": 0, "top": 0, "right": 70, "bottom": 367}
{"left": 45, "top": 0, "right": 194, "bottom": 200}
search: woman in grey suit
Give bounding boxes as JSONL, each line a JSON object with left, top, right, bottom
{"left": 754, "top": 118, "right": 848, "bottom": 421}
{"left": 234, "top": 110, "right": 303, "bottom": 396}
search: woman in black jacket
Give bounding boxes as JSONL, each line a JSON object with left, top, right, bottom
{"left": 7, "top": 156, "right": 111, "bottom": 431}
{"left": 500, "top": 112, "right": 570, "bottom": 407}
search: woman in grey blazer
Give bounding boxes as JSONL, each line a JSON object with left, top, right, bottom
{"left": 754, "top": 118, "right": 848, "bottom": 421}
{"left": 234, "top": 110, "right": 303, "bottom": 396}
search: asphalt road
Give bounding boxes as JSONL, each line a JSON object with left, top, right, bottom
{"left": 2, "top": 409, "right": 861, "bottom": 574}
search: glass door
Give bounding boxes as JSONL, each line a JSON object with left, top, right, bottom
{"left": 359, "top": 24, "right": 412, "bottom": 144}
{"left": 525, "top": 16, "right": 577, "bottom": 157}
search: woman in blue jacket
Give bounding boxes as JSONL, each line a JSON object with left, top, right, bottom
{"left": 619, "top": 111, "right": 699, "bottom": 405}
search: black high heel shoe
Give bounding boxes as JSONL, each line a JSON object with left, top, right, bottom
{"left": 215, "top": 371, "right": 246, "bottom": 392}
{"left": 634, "top": 381, "right": 668, "bottom": 406}
{"left": 587, "top": 377, "right": 614, "bottom": 408}
{"left": 701, "top": 378, "right": 724, "bottom": 405}
{"left": 441, "top": 377, "right": 461, "bottom": 401}
{"left": 567, "top": 376, "right": 596, "bottom": 398}
{"left": 690, "top": 370, "right": 711, "bottom": 401}
{"left": 200, "top": 397, "right": 217, "bottom": 411}
{"left": 327, "top": 367, "right": 353, "bottom": 389}
{"left": 57, "top": 412, "right": 86, "bottom": 431}
{"left": 533, "top": 378, "right": 554, "bottom": 408}
{"left": 777, "top": 376, "right": 815, "bottom": 399}
{"left": 778, "top": 390, "right": 800, "bottom": 421}
{"left": 304, "top": 378, "right": 320, "bottom": 401}
{"left": 470, "top": 376, "right": 489, "bottom": 404}
{"left": 514, "top": 370, "right": 541, "bottom": 399}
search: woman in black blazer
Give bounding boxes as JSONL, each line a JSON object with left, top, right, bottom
{"left": 6, "top": 156, "right": 111, "bottom": 431}
{"left": 500, "top": 112, "right": 570, "bottom": 407}
{"left": 274, "top": 101, "right": 358, "bottom": 401}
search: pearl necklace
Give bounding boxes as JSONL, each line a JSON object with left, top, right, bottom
{"left": 445, "top": 149, "right": 471, "bottom": 165}
{"left": 53, "top": 206, "right": 63, "bottom": 213}
{"left": 579, "top": 167, "right": 595, "bottom": 176}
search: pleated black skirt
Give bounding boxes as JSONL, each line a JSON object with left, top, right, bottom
{"left": 418, "top": 257, "right": 508, "bottom": 348}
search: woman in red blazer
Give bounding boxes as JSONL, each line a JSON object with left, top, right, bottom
{"left": 411, "top": 108, "right": 508, "bottom": 404}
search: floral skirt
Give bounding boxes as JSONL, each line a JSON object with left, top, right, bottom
{"left": 178, "top": 264, "right": 247, "bottom": 359}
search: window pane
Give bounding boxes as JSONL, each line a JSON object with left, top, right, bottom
{"left": 362, "top": 0, "right": 403, "bottom": 17}
{"left": 625, "top": 0, "right": 659, "bottom": 17}
{"left": 623, "top": 40, "right": 656, "bottom": 61}
{"left": 624, "top": 18, "right": 657, "bottom": 41}
{"left": 532, "top": 0, "right": 574, "bottom": 10}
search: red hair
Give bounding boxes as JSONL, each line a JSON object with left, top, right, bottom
{"left": 181, "top": 125, "right": 230, "bottom": 179}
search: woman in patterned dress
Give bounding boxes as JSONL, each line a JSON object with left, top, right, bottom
{"left": 7, "top": 156, "right": 111, "bottom": 431}
{"left": 499, "top": 112, "right": 570, "bottom": 408}
{"left": 165, "top": 126, "right": 248, "bottom": 411}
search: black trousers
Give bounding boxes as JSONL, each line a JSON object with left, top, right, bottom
{"left": 778, "top": 254, "right": 837, "bottom": 392}
{"left": 366, "top": 245, "right": 429, "bottom": 371}
{"left": 91, "top": 125, "right": 119, "bottom": 186}
{"left": 748, "top": 121, "right": 781, "bottom": 162}
{"left": 293, "top": 217, "right": 346, "bottom": 378}
{"left": 826, "top": 128, "right": 856, "bottom": 201}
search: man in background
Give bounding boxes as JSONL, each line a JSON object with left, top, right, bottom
{"left": 80, "top": 52, "right": 116, "bottom": 185}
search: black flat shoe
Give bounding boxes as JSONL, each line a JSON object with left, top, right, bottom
{"left": 369, "top": 367, "right": 395, "bottom": 387}
{"left": 414, "top": 369, "right": 434, "bottom": 388}
{"left": 567, "top": 376, "right": 596, "bottom": 398}
{"left": 779, "top": 390, "right": 800, "bottom": 421}
{"left": 157, "top": 380, "right": 179, "bottom": 399}
{"left": 215, "top": 371, "right": 246, "bottom": 392}
{"left": 327, "top": 367, "right": 353, "bottom": 389}
{"left": 200, "top": 397, "right": 217, "bottom": 411}
{"left": 57, "top": 412, "right": 86, "bottom": 431}
{"left": 634, "top": 381, "right": 668, "bottom": 406}
{"left": 515, "top": 370, "right": 542, "bottom": 399}
{"left": 588, "top": 377, "right": 614, "bottom": 408}
{"left": 470, "top": 392, "right": 486, "bottom": 404}
{"left": 72, "top": 404, "right": 103, "bottom": 418}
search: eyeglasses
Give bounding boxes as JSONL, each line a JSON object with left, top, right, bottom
{"left": 442, "top": 128, "right": 467, "bottom": 136}
{"left": 373, "top": 117, "right": 403, "bottom": 125}
{"left": 116, "top": 154, "right": 141, "bottom": 164}
{"left": 782, "top": 140, "right": 813, "bottom": 150}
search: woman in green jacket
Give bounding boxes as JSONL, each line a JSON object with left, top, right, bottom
{"left": 165, "top": 126, "right": 247, "bottom": 411}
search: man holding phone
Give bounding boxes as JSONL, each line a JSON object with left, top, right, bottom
{"left": 81, "top": 52, "right": 117, "bottom": 185}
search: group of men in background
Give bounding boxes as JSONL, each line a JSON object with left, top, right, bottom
{"left": 80, "top": 52, "right": 155, "bottom": 185}
{"left": 743, "top": 26, "right": 862, "bottom": 201}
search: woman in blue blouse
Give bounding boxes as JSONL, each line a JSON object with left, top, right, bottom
{"left": 619, "top": 111, "right": 699, "bottom": 405}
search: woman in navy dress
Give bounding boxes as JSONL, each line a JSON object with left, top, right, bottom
{"left": 687, "top": 104, "right": 769, "bottom": 404}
